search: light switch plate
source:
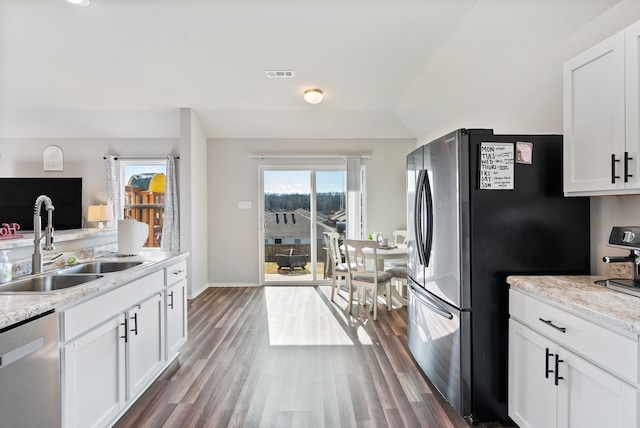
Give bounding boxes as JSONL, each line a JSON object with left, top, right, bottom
{"left": 237, "top": 201, "right": 252, "bottom": 210}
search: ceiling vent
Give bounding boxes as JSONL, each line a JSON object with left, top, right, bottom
{"left": 265, "top": 70, "right": 295, "bottom": 78}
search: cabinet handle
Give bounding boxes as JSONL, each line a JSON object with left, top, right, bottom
{"left": 130, "top": 313, "right": 138, "bottom": 336}
{"left": 173, "top": 270, "right": 185, "bottom": 275}
{"left": 168, "top": 291, "right": 174, "bottom": 309}
{"left": 555, "top": 354, "right": 564, "bottom": 386}
{"left": 120, "top": 318, "right": 129, "bottom": 343}
{"left": 625, "top": 152, "right": 633, "bottom": 182}
{"left": 545, "top": 348, "right": 554, "bottom": 379}
{"left": 538, "top": 318, "right": 566, "bottom": 333}
{"left": 612, "top": 154, "right": 621, "bottom": 183}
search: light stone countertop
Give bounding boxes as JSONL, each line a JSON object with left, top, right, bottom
{"left": 507, "top": 275, "right": 640, "bottom": 337}
{"left": 0, "top": 250, "right": 188, "bottom": 330}
{"left": 0, "top": 228, "right": 117, "bottom": 250}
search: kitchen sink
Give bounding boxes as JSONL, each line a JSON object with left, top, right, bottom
{"left": 56, "top": 261, "right": 145, "bottom": 274}
{"left": 0, "top": 274, "right": 104, "bottom": 294}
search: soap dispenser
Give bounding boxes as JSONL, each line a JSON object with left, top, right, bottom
{"left": 0, "top": 250, "right": 12, "bottom": 283}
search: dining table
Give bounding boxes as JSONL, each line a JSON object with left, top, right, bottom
{"left": 341, "top": 242, "right": 408, "bottom": 307}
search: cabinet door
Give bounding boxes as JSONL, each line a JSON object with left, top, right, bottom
{"left": 62, "top": 315, "right": 126, "bottom": 428}
{"left": 166, "top": 279, "right": 187, "bottom": 360}
{"left": 127, "top": 293, "right": 165, "bottom": 399}
{"left": 508, "top": 319, "right": 558, "bottom": 428}
{"left": 557, "top": 348, "right": 640, "bottom": 428}
{"left": 564, "top": 31, "right": 626, "bottom": 194}
{"left": 626, "top": 21, "right": 640, "bottom": 188}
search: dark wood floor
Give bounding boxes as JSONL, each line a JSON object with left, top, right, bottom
{"left": 114, "top": 286, "right": 514, "bottom": 428}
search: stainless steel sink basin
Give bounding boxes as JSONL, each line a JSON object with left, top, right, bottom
{"left": 56, "top": 261, "right": 144, "bottom": 274}
{"left": 0, "top": 274, "right": 104, "bottom": 294}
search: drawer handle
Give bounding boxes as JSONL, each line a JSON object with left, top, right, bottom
{"left": 555, "top": 354, "right": 564, "bottom": 386}
{"left": 539, "top": 318, "right": 566, "bottom": 333}
{"left": 545, "top": 348, "right": 554, "bottom": 379}
{"left": 173, "top": 270, "right": 185, "bottom": 275}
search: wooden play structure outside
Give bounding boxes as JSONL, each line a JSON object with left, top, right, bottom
{"left": 124, "top": 174, "right": 165, "bottom": 248}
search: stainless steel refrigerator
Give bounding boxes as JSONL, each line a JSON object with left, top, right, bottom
{"left": 407, "top": 129, "right": 590, "bottom": 424}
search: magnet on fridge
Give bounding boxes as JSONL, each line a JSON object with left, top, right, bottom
{"left": 516, "top": 142, "right": 533, "bottom": 164}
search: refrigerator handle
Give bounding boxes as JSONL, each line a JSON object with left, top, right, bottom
{"left": 414, "top": 170, "right": 426, "bottom": 266}
{"left": 410, "top": 284, "right": 453, "bottom": 320}
{"left": 422, "top": 169, "right": 434, "bottom": 268}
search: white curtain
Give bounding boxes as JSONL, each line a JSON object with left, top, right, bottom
{"left": 161, "top": 156, "right": 180, "bottom": 252}
{"left": 346, "top": 157, "right": 362, "bottom": 239}
{"left": 105, "top": 155, "right": 122, "bottom": 225}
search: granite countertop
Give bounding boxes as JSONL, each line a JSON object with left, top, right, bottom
{"left": 507, "top": 275, "right": 640, "bottom": 337}
{"left": 0, "top": 250, "right": 188, "bottom": 330}
{"left": 0, "top": 228, "right": 117, "bottom": 250}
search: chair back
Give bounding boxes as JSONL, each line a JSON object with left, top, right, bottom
{"left": 344, "top": 239, "right": 379, "bottom": 275}
{"left": 324, "top": 232, "right": 343, "bottom": 267}
{"left": 393, "top": 230, "right": 407, "bottom": 245}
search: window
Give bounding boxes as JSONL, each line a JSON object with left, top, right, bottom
{"left": 121, "top": 161, "right": 167, "bottom": 248}
{"left": 261, "top": 166, "right": 364, "bottom": 284}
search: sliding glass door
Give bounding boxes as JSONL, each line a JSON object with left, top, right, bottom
{"left": 261, "top": 168, "right": 346, "bottom": 285}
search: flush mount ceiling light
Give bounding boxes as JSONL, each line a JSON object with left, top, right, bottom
{"left": 66, "top": 0, "right": 91, "bottom": 7}
{"left": 304, "top": 89, "right": 323, "bottom": 104}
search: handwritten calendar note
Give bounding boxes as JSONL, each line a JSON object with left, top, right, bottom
{"left": 480, "top": 142, "right": 514, "bottom": 190}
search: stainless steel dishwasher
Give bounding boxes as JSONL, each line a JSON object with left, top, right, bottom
{"left": 0, "top": 311, "right": 60, "bottom": 428}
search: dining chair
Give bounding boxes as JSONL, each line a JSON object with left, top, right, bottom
{"left": 324, "top": 232, "right": 351, "bottom": 303}
{"left": 343, "top": 239, "right": 393, "bottom": 320}
{"left": 386, "top": 229, "right": 408, "bottom": 270}
{"left": 392, "top": 229, "right": 408, "bottom": 245}
{"left": 386, "top": 265, "right": 407, "bottom": 300}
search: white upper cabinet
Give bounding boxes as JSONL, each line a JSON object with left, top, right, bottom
{"left": 564, "top": 21, "right": 640, "bottom": 196}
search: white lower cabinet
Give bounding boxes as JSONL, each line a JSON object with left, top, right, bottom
{"left": 59, "top": 259, "right": 188, "bottom": 428}
{"left": 127, "top": 293, "right": 165, "bottom": 399}
{"left": 165, "top": 279, "right": 187, "bottom": 360}
{"left": 508, "top": 320, "right": 557, "bottom": 428}
{"left": 62, "top": 315, "right": 126, "bottom": 428}
{"left": 557, "top": 346, "right": 639, "bottom": 428}
{"left": 509, "top": 290, "right": 640, "bottom": 428}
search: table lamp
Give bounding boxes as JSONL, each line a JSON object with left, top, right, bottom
{"left": 88, "top": 204, "right": 114, "bottom": 229}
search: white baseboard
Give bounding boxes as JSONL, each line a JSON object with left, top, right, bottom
{"left": 187, "top": 283, "right": 261, "bottom": 298}
{"left": 208, "top": 283, "right": 261, "bottom": 288}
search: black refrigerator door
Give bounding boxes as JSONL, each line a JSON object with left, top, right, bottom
{"left": 408, "top": 279, "right": 471, "bottom": 418}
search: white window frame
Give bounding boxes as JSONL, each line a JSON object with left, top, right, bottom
{"left": 120, "top": 159, "right": 167, "bottom": 250}
{"left": 258, "top": 164, "right": 367, "bottom": 285}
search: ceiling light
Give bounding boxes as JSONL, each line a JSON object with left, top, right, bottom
{"left": 304, "top": 89, "right": 323, "bottom": 104}
{"left": 67, "top": 0, "right": 91, "bottom": 7}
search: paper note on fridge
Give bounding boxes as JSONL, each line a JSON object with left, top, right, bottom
{"left": 479, "top": 142, "right": 514, "bottom": 190}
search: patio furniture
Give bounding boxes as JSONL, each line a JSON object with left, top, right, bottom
{"left": 275, "top": 249, "right": 308, "bottom": 269}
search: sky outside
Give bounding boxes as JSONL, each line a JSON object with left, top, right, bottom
{"left": 264, "top": 171, "right": 345, "bottom": 194}
{"left": 124, "top": 164, "right": 166, "bottom": 182}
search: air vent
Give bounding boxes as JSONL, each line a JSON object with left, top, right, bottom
{"left": 265, "top": 70, "right": 295, "bottom": 78}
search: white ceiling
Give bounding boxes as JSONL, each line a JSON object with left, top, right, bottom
{"left": 0, "top": 0, "right": 628, "bottom": 139}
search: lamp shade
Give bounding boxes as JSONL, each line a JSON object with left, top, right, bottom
{"left": 303, "top": 88, "right": 323, "bottom": 104}
{"left": 88, "top": 205, "right": 114, "bottom": 222}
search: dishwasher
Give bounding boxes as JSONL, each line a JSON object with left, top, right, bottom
{"left": 0, "top": 311, "right": 60, "bottom": 428}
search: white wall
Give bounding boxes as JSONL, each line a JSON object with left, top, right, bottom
{"left": 207, "top": 138, "right": 415, "bottom": 286}
{"left": 0, "top": 138, "right": 178, "bottom": 216}
{"left": 179, "top": 109, "right": 209, "bottom": 297}
{"left": 414, "top": 1, "right": 640, "bottom": 276}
